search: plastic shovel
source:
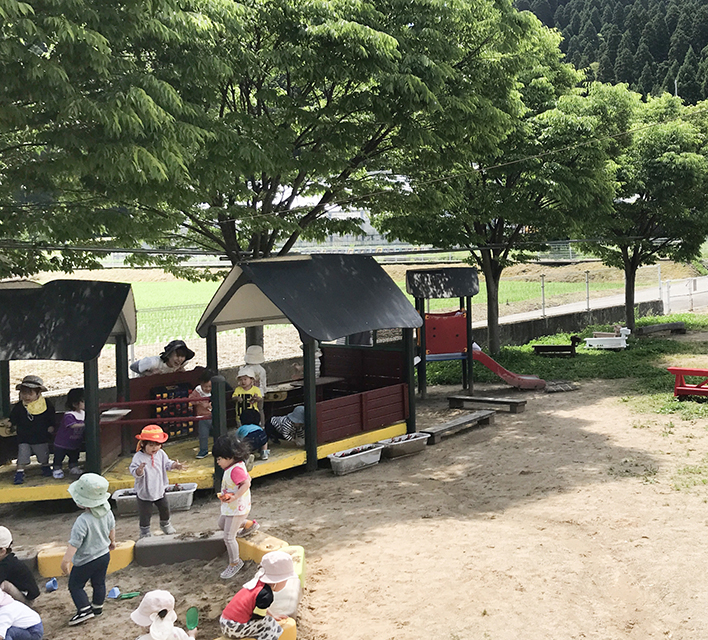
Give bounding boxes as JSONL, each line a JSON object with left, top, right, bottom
{"left": 118, "top": 591, "right": 141, "bottom": 599}
{"left": 186, "top": 607, "right": 199, "bottom": 631}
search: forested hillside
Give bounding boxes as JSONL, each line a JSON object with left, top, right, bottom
{"left": 517, "top": 0, "right": 708, "bottom": 102}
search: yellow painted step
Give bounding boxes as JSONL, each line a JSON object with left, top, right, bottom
{"left": 37, "top": 541, "right": 135, "bottom": 578}
{"left": 237, "top": 533, "right": 288, "bottom": 563}
{"left": 215, "top": 616, "right": 296, "bottom": 640}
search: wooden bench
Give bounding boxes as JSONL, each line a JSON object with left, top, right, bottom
{"left": 667, "top": 367, "right": 708, "bottom": 398}
{"left": 636, "top": 322, "right": 686, "bottom": 336}
{"left": 448, "top": 395, "right": 527, "bottom": 413}
{"left": 532, "top": 336, "right": 582, "bottom": 357}
{"left": 421, "top": 410, "right": 496, "bottom": 444}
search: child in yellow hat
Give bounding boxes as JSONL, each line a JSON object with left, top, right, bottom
{"left": 129, "top": 426, "right": 186, "bottom": 538}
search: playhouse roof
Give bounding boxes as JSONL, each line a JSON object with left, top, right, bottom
{"left": 0, "top": 280, "right": 137, "bottom": 362}
{"left": 196, "top": 254, "right": 422, "bottom": 342}
{"left": 406, "top": 267, "right": 480, "bottom": 299}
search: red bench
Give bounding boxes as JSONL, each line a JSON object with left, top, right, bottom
{"left": 667, "top": 367, "right": 708, "bottom": 398}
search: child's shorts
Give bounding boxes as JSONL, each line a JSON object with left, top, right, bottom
{"left": 220, "top": 615, "right": 283, "bottom": 640}
{"left": 17, "top": 443, "right": 50, "bottom": 466}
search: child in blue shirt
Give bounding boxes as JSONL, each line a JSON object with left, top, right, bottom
{"left": 61, "top": 474, "right": 116, "bottom": 627}
{"left": 236, "top": 409, "right": 269, "bottom": 461}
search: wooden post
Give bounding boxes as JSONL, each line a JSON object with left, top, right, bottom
{"left": 211, "top": 374, "right": 227, "bottom": 491}
{"left": 403, "top": 328, "right": 416, "bottom": 433}
{"left": 460, "top": 296, "right": 468, "bottom": 390}
{"left": 415, "top": 297, "right": 427, "bottom": 399}
{"left": 115, "top": 334, "right": 130, "bottom": 402}
{"left": 466, "top": 295, "right": 474, "bottom": 394}
{"left": 0, "top": 361, "right": 10, "bottom": 419}
{"left": 84, "top": 358, "right": 101, "bottom": 474}
{"left": 302, "top": 340, "right": 318, "bottom": 472}
{"left": 206, "top": 325, "right": 218, "bottom": 373}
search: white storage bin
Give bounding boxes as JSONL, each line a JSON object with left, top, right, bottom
{"left": 112, "top": 482, "right": 198, "bottom": 516}
{"left": 377, "top": 432, "right": 431, "bottom": 458}
{"left": 327, "top": 444, "right": 383, "bottom": 476}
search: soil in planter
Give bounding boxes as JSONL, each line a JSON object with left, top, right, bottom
{"left": 333, "top": 446, "right": 378, "bottom": 458}
{"left": 117, "top": 483, "right": 186, "bottom": 498}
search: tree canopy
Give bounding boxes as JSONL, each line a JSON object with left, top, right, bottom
{"left": 579, "top": 93, "right": 708, "bottom": 330}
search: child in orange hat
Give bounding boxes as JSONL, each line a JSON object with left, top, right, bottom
{"left": 129, "top": 425, "right": 186, "bottom": 538}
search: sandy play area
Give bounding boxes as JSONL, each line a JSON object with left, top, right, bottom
{"left": 5, "top": 361, "right": 708, "bottom": 640}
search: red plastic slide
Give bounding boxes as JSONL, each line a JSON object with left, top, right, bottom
{"left": 473, "top": 350, "right": 546, "bottom": 390}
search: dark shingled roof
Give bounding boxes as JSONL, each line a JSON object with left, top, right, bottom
{"left": 197, "top": 254, "right": 422, "bottom": 342}
{"left": 406, "top": 267, "right": 480, "bottom": 298}
{"left": 0, "top": 280, "right": 136, "bottom": 362}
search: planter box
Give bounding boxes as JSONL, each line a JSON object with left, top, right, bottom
{"left": 327, "top": 444, "right": 383, "bottom": 476}
{"left": 112, "top": 483, "right": 198, "bottom": 516}
{"left": 377, "top": 432, "right": 431, "bottom": 458}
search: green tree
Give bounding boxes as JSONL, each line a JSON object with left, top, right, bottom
{"left": 0, "top": 0, "right": 202, "bottom": 277}
{"left": 372, "top": 55, "right": 621, "bottom": 354}
{"left": 581, "top": 95, "right": 708, "bottom": 330}
{"left": 122, "top": 0, "right": 546, "bottom": 276}
{"left": 678, "top": 46, "right": 702, "bottom": 104}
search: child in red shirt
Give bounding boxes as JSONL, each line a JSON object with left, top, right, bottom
{"left": 220, "top": 551, "right": 297, "bottom": 640}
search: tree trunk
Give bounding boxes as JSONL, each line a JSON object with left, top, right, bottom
{"left": 624, "top": 263, "right": 637, "bottom": 331}
{"left": 486, "top": 274, "right": 501, "bottom": 355}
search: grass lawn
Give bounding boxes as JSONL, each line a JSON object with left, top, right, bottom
{"left": 426, "top": 312, "right": 708, "bottom": 422}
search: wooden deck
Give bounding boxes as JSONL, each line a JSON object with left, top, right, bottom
{"left": 0, "top": 422, "right": 407, "bottom": 504}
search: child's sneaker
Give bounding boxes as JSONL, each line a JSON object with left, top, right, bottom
{"left": 245, "top": 454, "right": 255, "bottom": 471}
{"left": 41, "top": 465, "right": 52, "bottom": 477}
{"left": 68, "top": 607, "right": 94, "bottom": 626}
{"left": 13, "top": 470, "right": 24, "bottom": 485}
{"left": 92, "top": 605, "right": 103, "bottom": 616}
{"left": 139, "top": 527, "right": 152, "bottom": 539}
{"left": 236, "top": 520, "right": 260, "bottom": 537}
{"left": 260, "top": 449, "right": 270, "bottom": 460}
{"left": 160, "top": 521, "right": 176, "bottom": 535}
{"left": 69, "top": 466, "right": 83, "bottom": 476}
{"left": 195, "top": 451, "right": 208, "bottom": 459}
{"left": 53, "top": 469, "right": 64, "bottom": 479}
{"left": 220, "top": 559, "right": 244, "bottom": 579}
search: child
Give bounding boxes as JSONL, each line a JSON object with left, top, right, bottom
{"left": 189, "top": 369, "right": 213, "bottom": 459}
{"left": 61, "top": 473, "right": 116, "bottom": 626}
{"left": 213, "top": 436, "right": 258, "bottom": 579}
{"left": 9, "top": 376, "right": 55, "bottom": 484}
{"left": 130, "top": 340, "right": 195, "bottom": 377}
{"left": 236, "top": 409, "right": 269, "bottom": 461}
{"left": 52, "top": 388, "right": 85, "bottom": 479}
{"left": 232, "top": 367, "right": 263, "bottom": 426}
{"left": 129, "top": 425, "right": 186, "bottom": 538}
{"left": 244, "top": 346, "right": 268, "bottom": 394}
{"left": 0, "top": 527, "right": 39, "bottom": 606}
{"left": 219, "top": 550, "right": 297, "bottom": 640}
{"left": 131, "top": 590, "right": 197, "bottom": 640}
{"left": 0, "top": 590, "right": 43, "bottom": 640}
{"left": 265, "top": 406, "right": 305, "bottom": 448}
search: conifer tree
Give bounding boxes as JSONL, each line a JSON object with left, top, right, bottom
{"left": 678, "top": 46, "right": 702, "bottom": 104}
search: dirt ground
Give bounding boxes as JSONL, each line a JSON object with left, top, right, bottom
{"left": 6, "top": 348, "right": 708, "bottom": 639}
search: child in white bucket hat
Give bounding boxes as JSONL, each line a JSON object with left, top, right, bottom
{"left": 244, "top": 345, "right": 268, "bottom": 394}
{"left": 61, "top": 474, "right": 115, "bottom": 627}
{"left": 220, "top": 550, "right": 297, "bottom": 640}
{"left": 0, "top": 526, "right": 39, "bottom": 606}
{"left": 131, "top": 590, "right": 196, "bottom": 640}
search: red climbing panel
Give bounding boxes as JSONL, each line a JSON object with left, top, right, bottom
{"left": 424, "top": 310, "right": 467, "bottom": 355}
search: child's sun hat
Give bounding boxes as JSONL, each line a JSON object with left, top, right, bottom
{"left": 245, "top": 345, "right": 265, "bottom": 365}
{"left": 244, "top": 550, "right": 298, "bottom": 589}
{"left": 0, "top": 526, "right": 12, "bottom": 548}
{"left": 287, "top": 406, "right": 305, "bottom": 424}
{"left": 15, "top": 375, "right": 47, "bottom": 392}
{"left": 136, "top": 425, "right": 169, "bottom": 444}
{"left": 237, "top": 365, "right": 257, "bottom": 379}
{"left": 68, "top": 473, "right": 111, "bottom": 516}
{"left": 131, "top": 590, "right": 176, "bottom": 627}
{"left": 160, "top": 340, "right": 195, "bottom": 362}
